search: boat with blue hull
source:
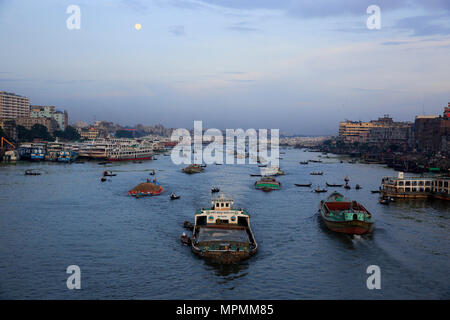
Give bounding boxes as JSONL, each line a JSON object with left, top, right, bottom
{"left": 57, "top": 151, "right": 78, "bottom": 163}
{"left": 30, "top": 147, "right": 46, "bottom": 161}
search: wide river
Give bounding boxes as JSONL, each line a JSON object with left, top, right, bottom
{"left": 0, "top": 148, "right": 448, "bottom": 299}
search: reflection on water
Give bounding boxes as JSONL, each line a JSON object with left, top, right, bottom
{"left": 0, "top": 148, "right": 448, "bottom": 299}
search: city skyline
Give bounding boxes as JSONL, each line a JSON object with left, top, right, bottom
{"left": 1, "top": 0, "right": 450, "bottom": 134}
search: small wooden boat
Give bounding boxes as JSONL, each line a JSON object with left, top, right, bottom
{"left": 98, "top": 161, "right": 112, "bottom": 165}
{"left": 100, "top": 177, "right": 107, "bottom": 182}
{"left": 310, "top": 172, "right": 323, "bottom": 175}
{"left": 319, "top": 191, "right": 374, "bottom": 234}
{"left": 326, "top": 182, "right": 343, "bottom": 187}
{"left": 250, "top": 174, "right": 262, "bottom": 177}
{"left": 183, "top": 221, "right": 194, "bottom": 231}
{"left": 344, "top": 184, "right": 351, "bottom": 189}
{"left": 355, "top": 184, "right": 361, "bottom": 190}
{"left": 295, "top": 183, "right": 312, "bottom": 187}
{"left": 299, "top": 161, "right": 309, "bottom": 165}
{"left": 103, "top": 171, "right": 116, "bottom": 177}
{"left": 309, "top": 159, "right": 322, "bottom": 163}
{"left": 371, "top": 190, "right": 381, "bottom": 194}
{"left": 379, "top": 196, "right": 390, "bottom": 205}
{"left": 170, "top": 193, "right": 180, "bottom": 200}
{"left": 211, "top": 187, "right": 220, "bottom": 193}
{"left": 180, "top": 233, "right": 191, "bottom": 246}
{"left": 314, "top": 187, "right": 328, "bottom": 193}
{"left": 24, "top": 169, "right": 41, "bottom": 176}
{"left": 149, "top": 169, "right": 155, "bottom": 175}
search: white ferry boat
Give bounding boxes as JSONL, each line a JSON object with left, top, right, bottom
{"left": 106, "top": 146, "right": 153, "bottom": 161}
{"left": 381, "top": 172, "right": 449, "bottom": 200}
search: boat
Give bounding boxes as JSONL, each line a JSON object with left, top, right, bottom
{"left": 170, "top": 193, "right": 180, "bottom": 200}
{"left": 309, "top": 159, "right": 322, "bottom": 163}
{"left": 182, "top": 164, "right": 204, "bottom": 174}
{"left": 250, "top": 174, "right": 262, "bottom": 177}
{"left": 381, "top": 172, "right": 449, "bottom": 201}
{"left": 310, "top": 172, "right": 323, "bottom": 175}
{"left": 326, "top": 182, "right": 343, "bottom": 187}
{"left": 344, "top": 184, "right": 351, "bottom": 189}
{"left": 190, "top": 194, "right": 257, "bottom": 264}
{"left": 149, "top": 169, "right": 155, "bottom": 175}
{"left": 30, "top": 146, "right": 46, "bottom": 161}
{"left": 128, "top": 181, "right": 164, "bottom": 197}
{"left": 57, "top": 151, "right": 78, "bottom": 163}
{"left": 211, "top": 187, "right": 220, "bottom": 193}
{"left": 107, "top": 146, "right": 153, "bottom": 162}
{"left": 103, "top": 171, "right": 116, "bottom": 177}
{"left": 180, "top": 232, "right": 191, "bottom": 246}
{"left": 183, "top": 221, "right": 194, "bottom": 231}
{"left": 24, "top": 169, "right": 41, "bottom": 176}
{"left": 314, "top": 186, "right": 328, "bottom": 193}
{"left": 299, "top": 161, "right": 309, "bottom": 165}
{"left": 254, "top": 176, "right": 281, "bottom": 191}
{"left": 371, "top": 190, "right": 381, "bottom": 194}
{"left": 295, "top": 183, "right": 312, "bottom": 187}
{"left": 319, "top": 192, "right": 374, "bottom": 235}
{"left": 379, "top": 196, "right": 390, "bottom": 205}
{"left": 260, "top": 165, "right": 285, "bottom": 176}
{"left": 100, "top": 177, "right": 107, "bottom": 182}
{"left": 355, "top": 184, "right": 361, "bottom": 190}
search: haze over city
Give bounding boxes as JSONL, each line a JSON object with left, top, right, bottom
{"left": 1, "top": 0, "right": 449, "bottom": 134}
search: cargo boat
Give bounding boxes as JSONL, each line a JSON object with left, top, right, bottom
{"left": 191, "top": 194, "right": 257, "bottom": 264}
{"left": 319, "top": 191, "right": 374, "bottom": 235}
{"left": 254, "top": 176, "right": 281, "bottom": 191}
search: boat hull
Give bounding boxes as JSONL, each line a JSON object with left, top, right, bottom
{"left": 191, "top": 246, "right": 256, "bottom": 264}
{"left": 107, "top": 156, "right": 153, "bottom": 162}
{"left": 322, "top": 218, "right": 373, "bottom": 235}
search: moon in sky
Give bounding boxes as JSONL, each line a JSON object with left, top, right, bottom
{"left": 134, "top": 23, "right": 142, "bottom": 30}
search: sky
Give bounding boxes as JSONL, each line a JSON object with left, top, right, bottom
{"left": 0, "top": 0, "right": 449, "bottom": 135}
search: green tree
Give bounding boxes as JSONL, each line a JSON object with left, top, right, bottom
{"left": 17, "top": 125, "right": 32, "bottom": 142}
{"left": 30, "top": 124, "right": 54, "bottom": 141}
{"left": 54, "top": 126, "right": 81, "bottom": 141}
{"left": 115, "top": 130, "right": 134, "bottom": 138}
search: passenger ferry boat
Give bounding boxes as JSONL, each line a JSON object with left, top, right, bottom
{"left": 57, "top": 150, "right": 78, "bottom": 163}
{"left": 30, "top": 145, "right": 46, "bottom": 161}
{"left": 381, "top": 172, "right": 449, "bottom": 201}
{"left": 191, "top": 194, "right": 257, "bottom": 264}
{"left": 106, "top": 146, "right": 153, "bottom": 161}
{"left": 319, "top": 192, "right": 374, "bottom": 235}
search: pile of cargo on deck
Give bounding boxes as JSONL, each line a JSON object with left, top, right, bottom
{"left": 128, "top": 182, "right": 164, "bottom": 196}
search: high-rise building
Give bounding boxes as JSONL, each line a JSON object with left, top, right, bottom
{"left": 30, "top": 105, "right": 68, "bottom": 131}
{"left": 0, "top": 91, "right": 30, "bottom": 119}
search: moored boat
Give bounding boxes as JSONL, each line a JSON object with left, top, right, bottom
{"left": 191, "top": 194, "right": 257, "bottom": 264}
{"left": 182, "top": 164, "right": 204, "bottom": 174}
{"left": 319, "top": 192, "right": 374, "bottom": 235}
{"left": 326, "top": 182, "right": 343, "bottom": 187}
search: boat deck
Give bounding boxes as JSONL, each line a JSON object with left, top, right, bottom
{"left": 197, "top": 226, "right": 250, "bottom": 243}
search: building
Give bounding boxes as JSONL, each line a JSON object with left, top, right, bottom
{"left": 382, "top": 173, "right": 449, "bottom": 200}
{"left": 15, "top": 116, "right": 59, "bottom": 133}
{"left": 414, "top": 105, "right": 450, "bottom": 155}
{"left": 0, "top": 91, "right": 30, "bottom": 119}
{"left": 78, "top": 127, "right": 100, "bottom": 140}
{"left": 31, "top": 105, "right": 68, "bottom": 131}
{"left": 339, "top": 115, "right": 413, "bottom": 147}
{"left": 0, "top": 119, "right": 18, "bottom": 141}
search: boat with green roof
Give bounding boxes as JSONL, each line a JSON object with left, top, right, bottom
{"left": 319, "top": 191, "right": 374, "bottom": 235}
{"left": 191, "top": 194, "right": 257, "bottom": 264}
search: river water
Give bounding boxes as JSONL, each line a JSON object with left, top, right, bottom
{"left": 0, "top": 148, "right": 448, "bottom": 299}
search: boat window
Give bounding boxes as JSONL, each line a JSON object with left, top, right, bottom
{"left": 418, "top": 181, "right": 424, "bottom": 186}
{"left": 425, "top": 181, "right": 431, "bottom": 186}
{"left": 412, "top": 181, "right": 417, "bottom": 186}
{"left": 398, "top": 181, "right": 404, "bottom": 186}
{"left": 221, "top": 203, "right": 224, "bottom": 207}
{"left": 226, "top": 203, "right": 229, "bottom": 207}
{"left": 445, "top": 182, "right": 448, "bottom": 188}
{"left": 425, "top": 187, "right": 430, "bottom": 192}
{"left": 405, "top": 181, "right": 410, "bottom": 186}
{"left": 405, "top": 187, "right": 411, "bottom": 192}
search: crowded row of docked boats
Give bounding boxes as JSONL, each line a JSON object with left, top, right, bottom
{"left": 13, "top": 138, "right": 166, "bottom": 163}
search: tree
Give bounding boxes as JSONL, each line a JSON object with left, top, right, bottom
{"left": 30, "top": 124, "right": 54, "bottom": 141}
{"left": 17, "top": 125, "right": 33, "bottom": 142}
{"left": 54, "top": 126, "right": 81, "bottom": 141}
{"left": 115, "top": 130, "right": 133, "bottom": 138}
